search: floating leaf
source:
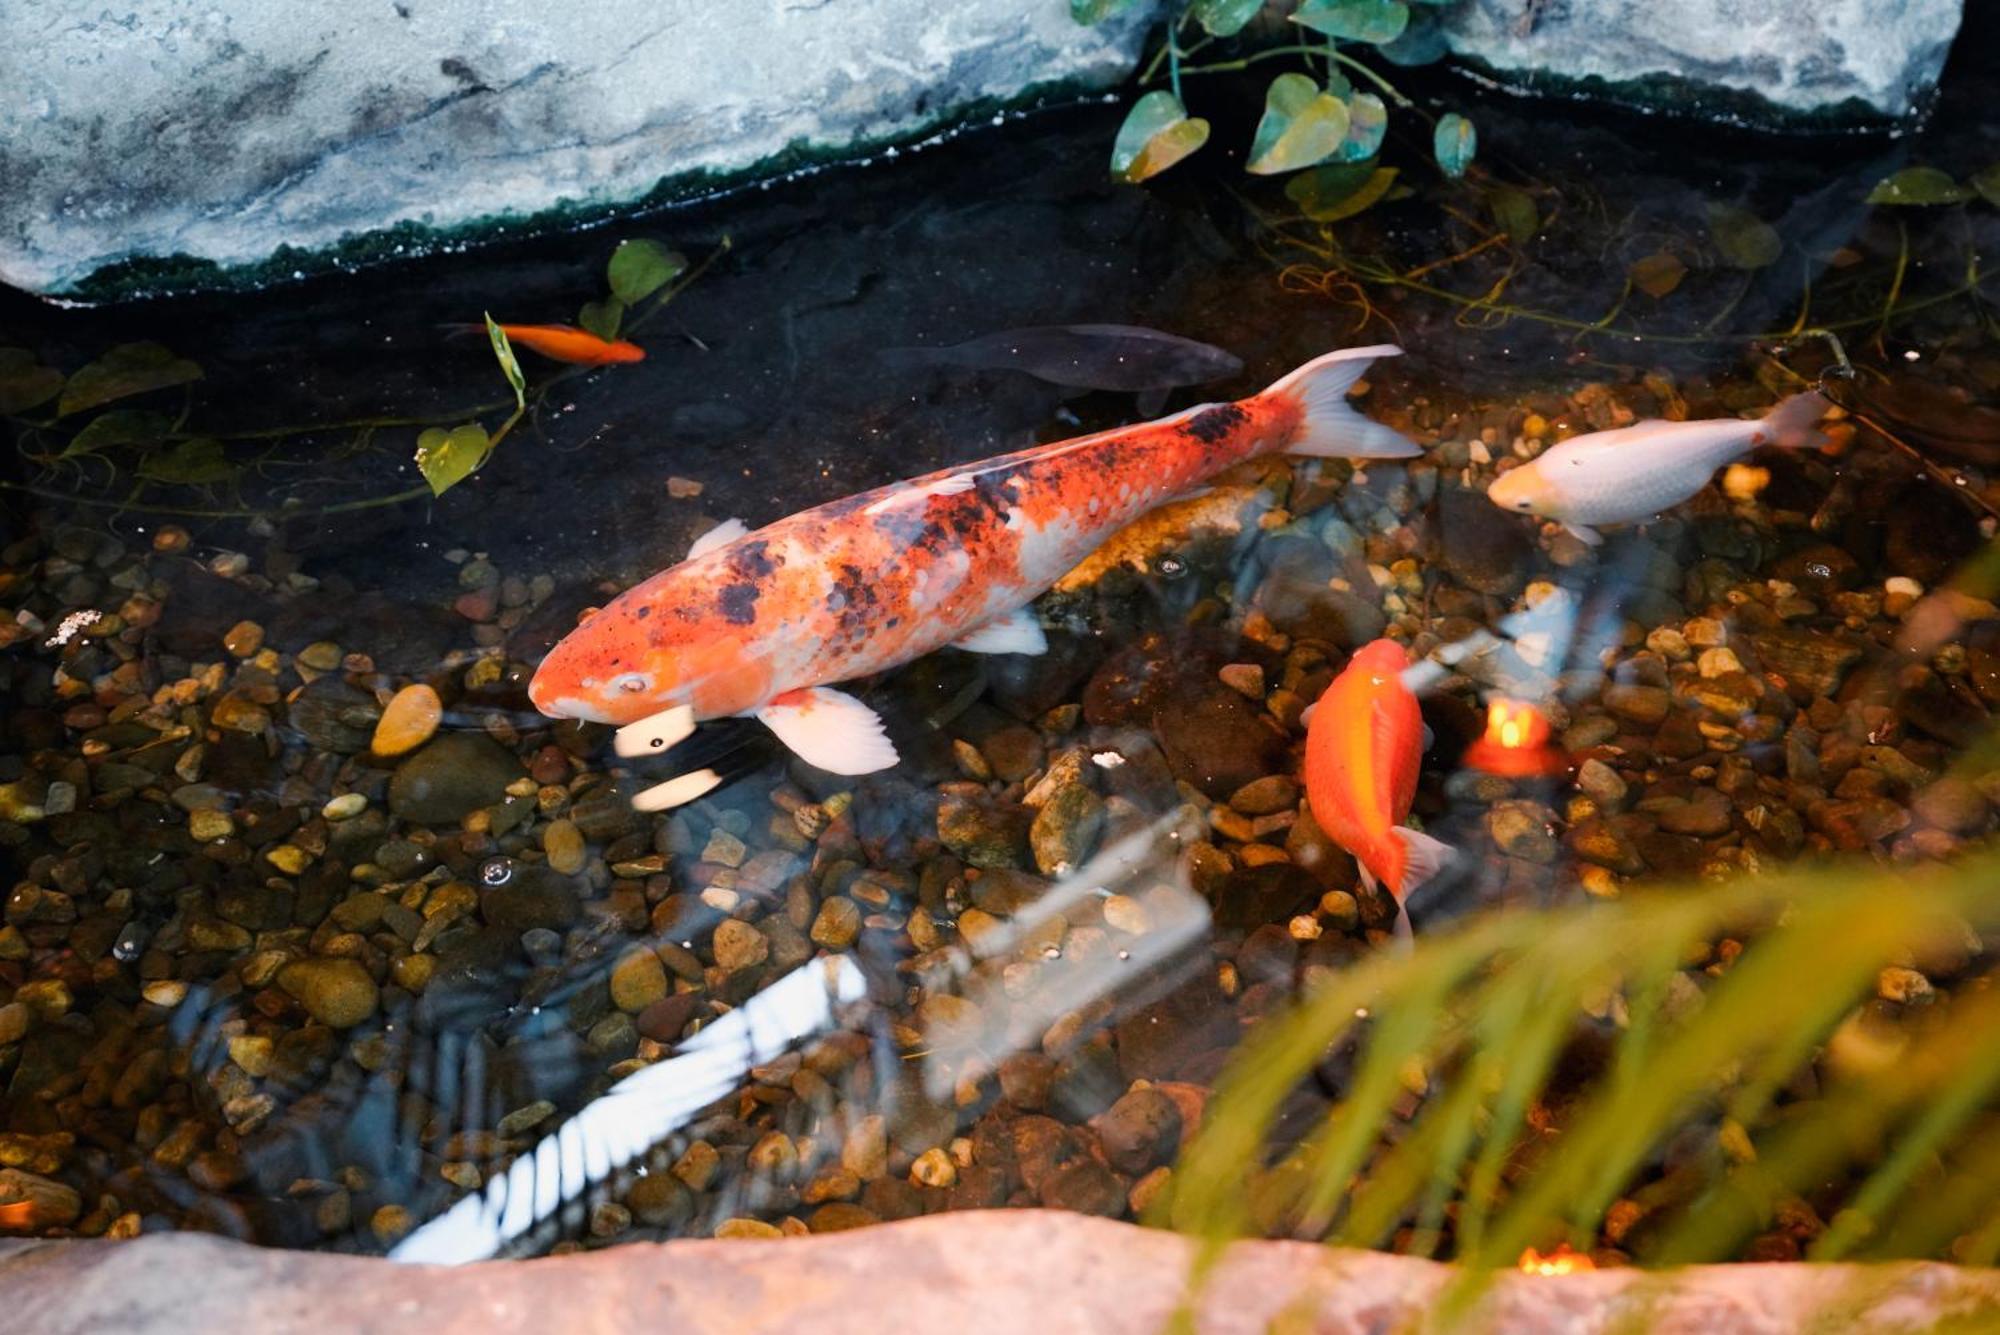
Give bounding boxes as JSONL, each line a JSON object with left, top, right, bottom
{"left": 58, "top": 342, "right": 202, "bottom": 417}
{"left": 1865, "top": 166, "right": 1973, "bottom": 206}
{"left": 578, "top": 298, "right": 625, "bottom": 342}
{"left": 1111, "top": 91, "right": 1211, "bottom": 184}
{"left": 607, "top": 239, "right": 688, "bottom": 305}
{"left": 1334, "top": 92, "right": 1387, "bottom": 163}
{"left": 1486, "top": 185, "right": 1538, "bottom": 245}
{"left": 138, "top": 437, "right": 233, "bottom": 484}
{"left": 1293, "top": 0, "right": 1409, "bottom": 44}
{"left": 1430, "top": 112, "right": 1477, "bottom": 180}
{"left": 1071, "top": 0, "right": 1137, "bottom": 20}
{"left": 62, "top": 409, "right": 174, "bottom": 458}
{"left": 485, "top": 313, "right": 526, "bottom": 410}
{"left": 1973, "top": 164, "right": 2000, "bottom": 208}
{"left": 1192, "top": 0, "right": 1261, "bottom": 36}
{"left": 0, "top": 348, "right": 63, "bottom": 416}
{"left": 1629, "top": 251, "right": 1688, "bottom": 298}
{"left": 1247, "top": 74, "right": 1351, "bottom": 176}
{"left": 1707, "top": 204, "right": 1781, "bottom": 269}
{"left": 414, "top": 423, "right": 493, "bottom": 497}
{"left": 1286, "top": 163, "right": 1399, "bottom": 222}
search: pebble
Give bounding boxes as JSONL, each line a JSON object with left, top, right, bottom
{"left": 1228, "top": 775, "right": 1299, "bottom": 816}
{"left": 372, "top": 685, "right": 443, "bottom": 756}
{"left": 610, "top": 947, "right": 669, "bottom": 1012}
{"left": 222, "top": 620, "right": 265, "bottom": 657}
{"left": 277, "top": 958, "right": 380, "bottom": 1028}
{"left": 1604, "top": 684, "right": 1671, "bottom": 726}
{"left": 322, "top": 793, "right": 367, "bottom": 821}
{"left": 543, "top": 818, "right": 587, "bottom": 875}
{"left": 810, "top": 897, "right": 862, "bottom": 950}
{"left": 1096, "top": 1086, "right": 1182, "bottom": 1175}
{"left": 712, "top": 919, "right": 770, "bottom": 971}
{"left": 1030, "top": 781, "right": 1104, "bottom": 876}
{"left": 389, "top": 733, "right": 525, "bottom": 824}
{"left": 1575, "top": 759, "right": 1628, "bottom": 809}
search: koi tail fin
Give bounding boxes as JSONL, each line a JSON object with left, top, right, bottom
{"left": 1382, "top": 826, "right": 1453, "bottom": 942}
{"left": 1760, "top": 390, "right": 1831, "bottom": 451}
{"left": 1262, "top": 345, "right": 1420, "bottom": 459}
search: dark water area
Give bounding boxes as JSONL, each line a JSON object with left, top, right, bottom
{"left": 3, "top": 21, "right": 2000, "bottom": 1263}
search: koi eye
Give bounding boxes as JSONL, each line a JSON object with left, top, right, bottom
{"left": 611, "top": 672, "right": 651, "bottom": 694}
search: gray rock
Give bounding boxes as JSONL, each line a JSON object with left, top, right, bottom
{"left": 388, "top": 733, "right": 524, "bottom": 824}
{"left": 1, "top": 1, "right": 1149, "bottom": 297}
{"left": 1437, "top": 0, "right": 1963, "bottom": 124}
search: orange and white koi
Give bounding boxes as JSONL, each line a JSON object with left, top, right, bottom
{"left": 477, "top": 323, "right": 645, "bottom": 365}
{"left": 529, "top": 346, "right": 1418, "bottom": 809}
{"left": 1302, "top": 638, "right": 1450, "bottom": 938}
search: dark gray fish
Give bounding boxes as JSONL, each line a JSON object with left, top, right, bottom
{"left": 882, "top": 324, "right": 1243, "bottom": 395}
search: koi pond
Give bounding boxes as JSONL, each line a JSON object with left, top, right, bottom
{"left": 5, "top": 6, "right": 2000, "bottom": 1296}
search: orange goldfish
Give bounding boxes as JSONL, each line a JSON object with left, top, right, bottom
{"left": 480, "top": 323, "right": 645, "bottom": 365}
{"left": 1303, "top": 638, "right": 1450, "bottom": 937}
{"left": 529, "top": 345, "right": 1419, "bottom": 810}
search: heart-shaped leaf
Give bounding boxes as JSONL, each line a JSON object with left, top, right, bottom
{"left": 138, "top": 437, "right": 234, "bottom": 484}
{"left": 1707, "top": 203, "right": 1781, "bottom": 269}
{"left": 1629, "top": 251, "right": 1687, "bottom": 298}
{"left": 1071, "top": 0, "right": 1137, "bottom": 21}
{"left": 1334, "top": 92, "right": 1388, "bottom": 163}
{"left": 607, "top": 239, "right": 688, "bottom": 305}
{"left": 1111, "top": 91, "right": 1211, "bottom": 184}
{"left": 415, "top": 423, "right": 493, "bottom": 497}
{"left": 0, "top": 349, "right": 63, "bottom": 416}
{"left": 1293, "top": 0, "right": 1409, "bottom": 44}
{"left": 1865, "top": 166, "right": 1972, "bottom": 206}
{"left": 578, "top": 298, "right": 626, "bottom": 342}
{"left": 1433, "top": 113, "right": 1477, "bottom": 179}
{"left": 1973, "top": 164, "right": 2000, "bottom": 208}
{"left": 62, "top": 409, "right": 174, "bottom": 458}
{"left": 485, "top": 313, "right": 526, "bottom": 410}
{"left": 1287, "top": 163, "right": 1399, "bottom": 222}
{"left": 58, "top": 342, "right": 202, "bottom": 418}
{"left": 1192, "top": 0, "right": 1261, "bottom": 36}
{"left": 1247, "top": 74, "right": 1351, "bottom": 176}
{"left": 1486, "top": 185, "right": 1538, "bottom": 246}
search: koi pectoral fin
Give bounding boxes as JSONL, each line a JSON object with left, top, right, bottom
{"left": 1562, "top": 522, "right": 1604, "bottom": 548}
{"left": 950, "top": 608, "right": 1048, "bottom": 656}
{"left": 687, "top": 517, "right": 749, "bottom": 560}
{"left": 757, "top": 688, "right": 899, "bottom": 775}
{"left": 613, "top": 704, "right": 696, "bottom": 758}
{"left": 633, "top": 768, "right": 725, "bottom": 813}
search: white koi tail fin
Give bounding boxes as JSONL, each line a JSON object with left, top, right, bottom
{"left": 1263, "top": 345, "right": 1421, "bottom": 460}
{"left": 1395, "top": 825, "right": 1453, "bottom": 895}
{"left": 1761, "top": 390, "right": 1831, "bottom": 450}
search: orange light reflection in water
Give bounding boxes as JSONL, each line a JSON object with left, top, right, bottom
{"left": 1463, "top": 698, "right": 1569, "bottom": 778}
{"left": 1518, "top": 1244, "right": 1596, "bottom": 1276}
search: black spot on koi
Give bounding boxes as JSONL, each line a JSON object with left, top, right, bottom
{"left": 1185, "top": 404, "right": 1247, "bottom": 445}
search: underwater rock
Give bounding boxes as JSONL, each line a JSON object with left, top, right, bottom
{"left": 0, "top": 1, "right": 1150, "bottom": 297}
{"left": 276, "top": 958, "right": 379, "bottom": 1029}
{"left": 387, "top": 734, "right": 524, "bottom": 824}
{"left": 1153, "top": 689, "right": 1288, "bottom": 801}
{"left": 1436, "top": 0, "right": 1963, "bottom": 125}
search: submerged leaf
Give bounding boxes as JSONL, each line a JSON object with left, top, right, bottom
{"left": 1866, "top": 166, "right": 1973, "bottom": 206}
{"left": 607, "top": 239, "right": 688, "bottom": 305}
{"left": 0, "top": 348, "right": 63, "bottom": 416}
{"left": 1071, "top": 0, "right": 1137, "bottom": 20}
{"left": 58, "top": 342, "right": 202, "bottom": 417}
{"left": 1111, "top": 91, "right": 1210, "bottom": 184}
{"left": 415, "top": 423, "right": 493, "bottom": 497}
{"left": 1629, "top": 251, "right": 1688, "bottom": 298}
{"left": 1433, "top": 113, "right": 1476, "bottom": 179}
{"left": 1486, "top": 185, "right": 1538, "bottom": 246}
{"left": 1335, "top": 92, "right": 1388, "bottom": 163}
{"left": 62, "top": 409, "right": 174, "bottom": 458}
{"left": 485, "top": 313, "right": 526, "bottom": 410}
{"left": 1707, "top": 204, "right": 1781, "bottom": 269}
{"left": 1293, "top": 0, "right": 1410, "bottom": 44}
{"left": 1287, "top": 163, "right": 1399, "bottom": 222}
{"left": 1192, "top": 0, "right": 1261, "bottom": 36}
{"left": 1247, "top": 74, "right": 1351, "bottom": 176}
{"left": 138, "top": 437, "right": 233, "bottom": 484}
{"left": 577, "top": 298, "right": 626, "bottom": 342}
{"left": 1973, "top": 164, "right": 2000, "bottom": 208}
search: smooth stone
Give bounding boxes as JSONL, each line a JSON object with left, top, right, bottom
{"left": 388, "top": 734, "right": 525, "bottom": 824}
{"left": 276, "top": 958, "right": 380, "bottom": 1029}
{"left": 372, "top": 685, "right": 443, "bottom": 757}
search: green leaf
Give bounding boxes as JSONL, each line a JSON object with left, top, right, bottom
{"left": 1486, "top": 185, "right": 1538, "bottom": 245}
{"left": 61, "top": 409, "right": 174, "bottom": 458}
{"left": 1111, "top": 91, "right": 1211, "bottom": 184}
{"left": 1706, "top": 203, "right": 1782, "bottom": 269}
{"left": 1335, "top": 92, "right": 1387, "bottom": 163}
{"left": 414, "top": 423, "right": 493, "bottom": 497}
{"left": 1286, "top": 163, "right": 1399, "bottom": 222}
{"left": 485, "top": 313, "right": 526, "bottom": 410}
{"left": 1865, "top": 166, "right": 1973, "bottom": 206}
{"left": 1629, "top": 251, "right": 1687, "bottom": 298}
{"left": 1973, "top": 164, "right": 2000, "bottom": 208}
{"left": 58, "top": 342, "right": 202, "bottom": 418}
{"left": 1293, "top": 0, "right": 1409, "bottom": 44}
{"left": 606, "top": 239, "right": 688, "bottom": 305}
{"left": 1432, "top": 112, "right": 1476, "bottom": 179}
{"left": 137, "top": 437, "right": 234, "bottom": 484}
{"left": 1071, "top": 0, "right": 1137, "bottom": 20}
{"left": 0, "top": 348, "right": 63, "bottom": 416}
{"left": 1247, "top": 74, "right": 1351, "bottom": 176}
{"left": 1192, "top": 0, "right": 1261, "bottom": 36}
{"left": 578, "top": 298, "right": 626, "bottom": 342}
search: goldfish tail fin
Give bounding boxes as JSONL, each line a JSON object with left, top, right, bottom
{"left": 1761, "top": 390, "right": 1830, "bottom": 450}
{"left": 1263, "top": 346, "right": 1420, "bottom": 460}
{"left": 1394, "top": 825, "right": 1453, "bottom": 896}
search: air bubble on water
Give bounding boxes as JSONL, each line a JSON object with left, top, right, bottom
{"left": 113, "top": 921, "right": 150, "bottom": 962}
{"left": 479, "top": 857, "right": 514, "bottom": 887}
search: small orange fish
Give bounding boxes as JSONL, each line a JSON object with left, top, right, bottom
{"left": 1303, "top": 638, "right": 1450, "bottom": 937}
{"left": 483, "top": 324, "right": 644, "bottom": 365}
